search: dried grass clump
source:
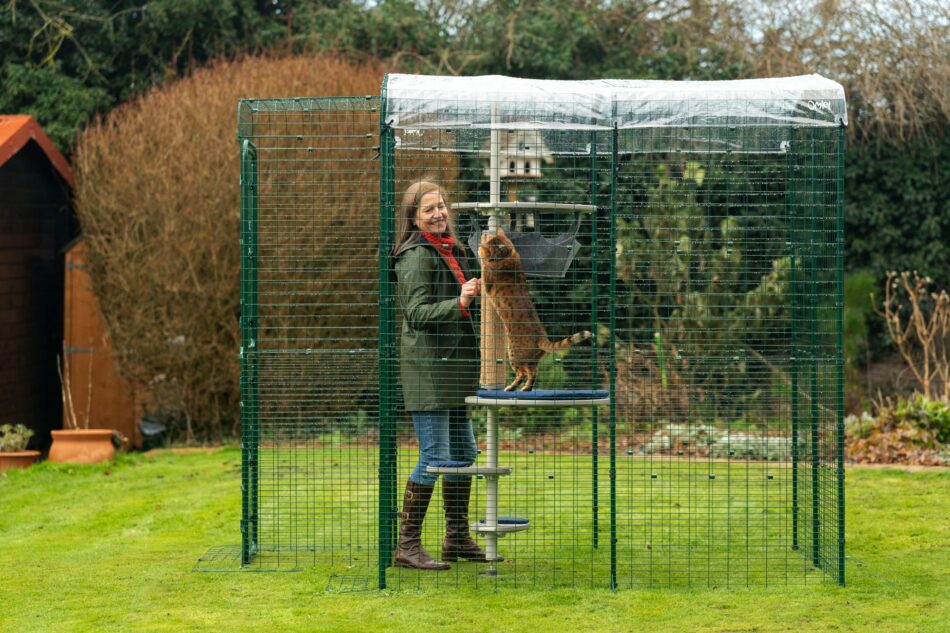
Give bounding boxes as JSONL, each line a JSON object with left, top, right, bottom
{"left": 74, "top": 55, "right": 386, "bottom": 440}
{"left": 846, "top": 397, "right": 950, "bottom": 466}
{"left": 613, "top": 343, "right": 691, "bottom": 430}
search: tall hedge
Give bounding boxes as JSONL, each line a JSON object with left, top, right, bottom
{"left": 74, "top": 55, "right": 385, "bottom": 440}
{"left": 846, "top": 131, "right": 950, "bottom": 289}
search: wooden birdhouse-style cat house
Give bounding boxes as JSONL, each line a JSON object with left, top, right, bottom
{"left": 482, "top": 130, "right": 553, "bottom": 179}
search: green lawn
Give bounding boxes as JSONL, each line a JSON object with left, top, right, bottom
{"left": 1, "top": 448, "right": 947, "bottom": 632}
{"left": 244, "top": 446, "right": 840, "bottom": 589}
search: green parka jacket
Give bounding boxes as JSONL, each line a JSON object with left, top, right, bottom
{"left": 394, "top": 234, "right": 479, "bottom": 411}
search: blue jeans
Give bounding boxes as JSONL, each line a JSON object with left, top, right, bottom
{"left": 409, "top": 408, "right": 478, "bottom": 485}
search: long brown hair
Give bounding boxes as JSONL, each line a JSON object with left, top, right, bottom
{"left": 391, "top": 180, "right": 459, "bottom": 255}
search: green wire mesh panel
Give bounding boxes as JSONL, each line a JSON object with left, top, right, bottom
{"left": 240, "top": 75, "right": 845, "bottom": 589}
{"left": 383, "top": 125, "right": 609, "bottom": 591}
{"left": 612, "top": 122, "right": 844, "bottom": 588}
{"left": 239, "top": 97, "right": 382, "bottom": 574}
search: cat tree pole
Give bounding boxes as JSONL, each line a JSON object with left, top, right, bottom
{"left": 478, "top": 105, "right": 507, "bottom": 570}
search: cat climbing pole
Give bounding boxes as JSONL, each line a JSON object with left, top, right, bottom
{"left": 473, "top": 112, "right": 510, "bottom": 573}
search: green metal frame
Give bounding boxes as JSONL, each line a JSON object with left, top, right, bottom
{"left": 589, "top": 130, "right": 600, "bottom": 550}
{"left": 608, "top": 122, "right": 619, "bottom": 590}
{"left": 377, "top": 92, "right": 398, "bottom": 588}
{"left": 239, "top": 137, "right": 259, "bottom": 566}
{"left": 788, "top": 130, "right": 801, "bottom": 553}
{"left": 809, "top": 126, "right": 822, "bottom": 569}
{"left": 835, "top": 124, "right": 847, "bottom": 586}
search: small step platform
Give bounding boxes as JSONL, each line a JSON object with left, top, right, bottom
{"left": 467, "top": 389, "right": 609, "bottom": 408}
{"left": 473, "top": 517, "right": 530, "bottom": 535}
{"left": 426, "top": 460, "right": 512, "bottom": 476}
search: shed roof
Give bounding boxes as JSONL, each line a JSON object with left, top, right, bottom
{"left": 0, "top": 115, "right": 74, "bottom": 188}
{"left": 383, "top": 74, "right": 847, "bottom": 131}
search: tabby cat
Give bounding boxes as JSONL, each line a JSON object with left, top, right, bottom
{"left": 478, "top": 228, "right": 591, "bottom": 391}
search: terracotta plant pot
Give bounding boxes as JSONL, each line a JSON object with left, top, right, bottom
{"left": 0, "top": 450, "right": 41, "bottom": 472}
{"left": 49, "top": 429, "right": 115, "bottom": 465}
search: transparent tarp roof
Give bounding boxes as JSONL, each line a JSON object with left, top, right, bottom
{"left": 384, "top": 73, "right": 847, "bottom": 132}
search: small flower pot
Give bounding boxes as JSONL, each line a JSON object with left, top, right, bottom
{"left": 0, "top": 450, "right": 41, "bottom": 472}
{"left": 49, "top": 429, "right": 115, "bottom": 465}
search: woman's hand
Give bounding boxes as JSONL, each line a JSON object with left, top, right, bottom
{"left": 459, "top": 277, "right": 481, "bottom": 309}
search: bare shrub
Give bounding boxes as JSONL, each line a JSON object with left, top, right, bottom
{"left": 844, "top": 271, "right": 950, "bottom": 464}
{"left": 73, "top": 55, "right": 389, "bottom": 440}
{"left": 875, "top": 271, "right": 950, "bottom": 402}
{"left": 748, "top": 0, "right": 950, "bottom": 146}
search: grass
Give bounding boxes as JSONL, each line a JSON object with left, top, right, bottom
{"left": 244, "top": 446, "right": 837, "bottom": 589}
{"left": 0, "top": 448, "right": 948, "bottom": 632}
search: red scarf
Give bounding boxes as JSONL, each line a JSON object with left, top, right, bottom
{"left": 421, "top": 232, "right": 471, "bottom": 317}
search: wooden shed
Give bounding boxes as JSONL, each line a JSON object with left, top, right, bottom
{"left": 0, "top": 115, "right": 76, "bottom": 450}
{"left": 0, "top": 115, "right": 141, "bottom": 450}
{"left": 63, "top": 238, "right": 142, "bottom": 447}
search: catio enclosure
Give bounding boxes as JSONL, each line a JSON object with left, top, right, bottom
{"left": 238, "top": 74, "right": 846, "bottom": 589}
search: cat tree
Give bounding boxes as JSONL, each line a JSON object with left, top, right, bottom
{"left": 237, "top": 74, "right": 847, "bottom": 590}
{"left": 427, "top": 106, "right": 609, "bottom": 575}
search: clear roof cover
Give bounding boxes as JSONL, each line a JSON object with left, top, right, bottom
{"left": 383, "top": 73, "right": 847, "bottom": 131}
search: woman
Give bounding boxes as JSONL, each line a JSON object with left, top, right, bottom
{"left": 391, "top": 180, "right": 491, "bottom": 570}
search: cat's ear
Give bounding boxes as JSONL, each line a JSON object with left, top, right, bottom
{"left": 497, "top": 227, "right": 506, "bottom": 237}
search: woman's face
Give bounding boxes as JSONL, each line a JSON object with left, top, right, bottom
{"left": 414, "top": 191, "right": 449, "bottom": 234}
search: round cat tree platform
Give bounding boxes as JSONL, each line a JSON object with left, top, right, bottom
{"left": 466, "top": 390, "right": 609, "bottom": 407}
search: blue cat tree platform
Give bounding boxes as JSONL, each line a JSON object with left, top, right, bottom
{"left": 447, "top": 390, "right": 609, "bottom": 575}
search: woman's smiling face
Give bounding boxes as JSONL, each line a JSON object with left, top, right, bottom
{"left": 414, "top": 191, "right": 448, "bottom": 234}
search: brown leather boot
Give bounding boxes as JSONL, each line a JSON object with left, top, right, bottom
{"left": 442, "top": 478, "right": 500, "bottom": 562}
{"left": 394, "top": 480, "right": 450, "bottom": 570}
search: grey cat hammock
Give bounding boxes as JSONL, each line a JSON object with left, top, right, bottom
{"left": 465, "top": 210, "right": 584, "bottom": 278}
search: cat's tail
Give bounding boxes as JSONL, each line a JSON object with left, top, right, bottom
{"left": 538, "top": 330, "right": 592, "bottom": 353}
